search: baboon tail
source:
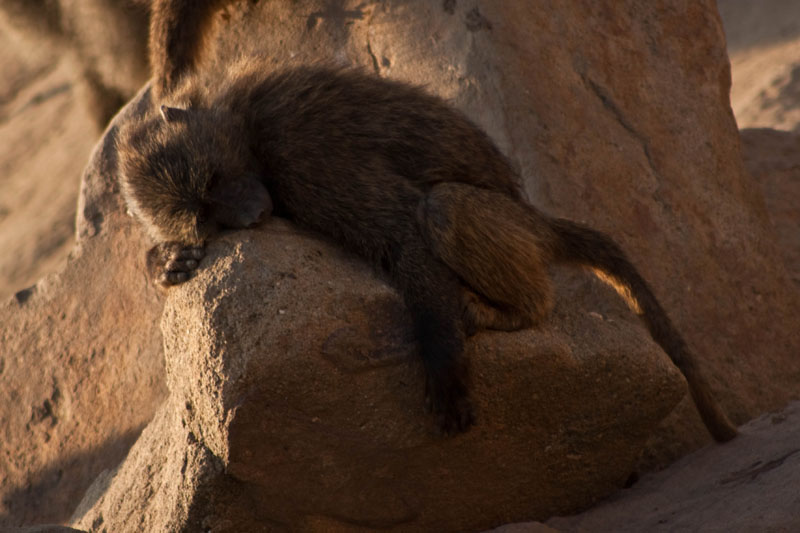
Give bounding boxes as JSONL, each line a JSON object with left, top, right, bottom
{"left": 548, "top": 218, "right": 737, "bottom": 442}
{"left": 150, "top": 0, "right": 238, "bottom": 99}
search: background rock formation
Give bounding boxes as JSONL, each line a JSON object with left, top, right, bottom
{"left": 0, "top": 0, "right": 798, "bottom": 530}
{"left": 0, "top": 93, "right": 167, "bottom": 526}
{"left": 719, "top": 0, "right": 800, "bottom": 130}
{"left": 0, "top": 0, "right": 149, "bottom": 299}
{"left": 738, "top": 128, "right": 800, "bottom": 288}
{"left": 0, "top": 0, "right": 150, "bottom": 128}
{"left": 194, "top": 0, "right": 800, "bottom": 461}
{"left": 0, "top": 45, "right": 93, "bottom": 300}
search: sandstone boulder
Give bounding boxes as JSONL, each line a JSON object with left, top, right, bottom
{"left": 718, "top": 0, "right": 800, "bottom": 130}
{"left": 71, "top": 215, "right": 686, "bottom": 531}
{"left": 0, "top": 0, "right": 150, "bottom": 128}
{"left": 4, "top": 526, "right": 86, "bottom": 533}
{"left": 0, "top": 47, "right": 93, "bottom": 300}
{"left": 204, "top": 0, "right": 800, "bottom": 460}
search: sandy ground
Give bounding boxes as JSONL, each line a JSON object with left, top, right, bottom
{"left": 548, "top": 401, "right": 800, "bottom": 532}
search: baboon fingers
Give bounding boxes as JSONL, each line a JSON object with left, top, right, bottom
{"left": 166, "top": 258, "right": 199, "bottom": 271}
{"left": 177, "top": 246, "right": 205, "bottom": 261}
{"left": 147, "top": 242, "right": 206, "bottom": 288}
{"left": 160, "top": 270, "right": 192, "bottom": 286}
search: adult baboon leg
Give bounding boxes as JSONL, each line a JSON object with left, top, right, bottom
{"left": 418, "top": 183, "right": 556, "bottom": 327}
{"left": 461, "top": 289, "right": 535, "bottom": 334}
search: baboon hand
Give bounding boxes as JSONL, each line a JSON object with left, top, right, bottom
{"left": 146, "top": 242, "right": 206, "bottom": 287}
{"left": 424, "top": 366, "right": 475, "bottom": 435}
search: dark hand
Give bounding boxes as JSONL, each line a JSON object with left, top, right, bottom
{"left": 146, "top": 242, "right": 205, "bottom": 287}
{"left": 424, "top": 361, "right": 475, "bottom": 435}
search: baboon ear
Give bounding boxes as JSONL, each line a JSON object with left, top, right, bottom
{"left": 209, "top": 174, "right": 273, "bottom": 228}
{"left": 160, "top": 105, "right": 189, "bottom": 123}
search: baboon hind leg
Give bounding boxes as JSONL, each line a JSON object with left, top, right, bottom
{"left": 393, "top": 237, "right": 474, "bottom": 434}
{"left": 462, "top": 289, "right": 537, "bottom": 334}
{"left": 418, "top": 182, "right": 556, "bottom": 333}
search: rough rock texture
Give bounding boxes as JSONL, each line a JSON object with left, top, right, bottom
{"left": 2, "top": 0, "right": 799, "bottom": 530}
{"left": 739, "top": 128, "right": 800, "bottom": 286}
{"left": 0, "top": 92, "right": 168, "bottom": 526}
{"left": 547, "top": 401, "right": 800, "bottom": 532}
{"left": 488, "top": 524, "right": 559, "bottom": 533}
{"left": 70, "top": 214, "right": 686, "bottom": 531}
{"left": 0, "top": 0, "right": 150, "bottom": 301}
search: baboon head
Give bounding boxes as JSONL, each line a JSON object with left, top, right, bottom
{"left": 118, "top": 104, "right": 272, "bottom": 245}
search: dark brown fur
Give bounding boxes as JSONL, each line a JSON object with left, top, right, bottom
{"left": 120, "top": 1, "right": 737, "bottom": 440}
{"left": 149, "top": 0, "right": 229, "bottom": 99}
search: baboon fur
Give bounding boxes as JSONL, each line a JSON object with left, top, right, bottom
{"left": 119, "top": 0, "right": 737, "bottom": 440}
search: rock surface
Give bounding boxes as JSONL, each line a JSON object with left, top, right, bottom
{"left": 0, "top": 0, "right": 798, "bottom": 530}
{"left": 0, "top": 0, "right": 150, "bottom": 128}
{"left": 0, "top": 42, "right": 92, "bottom": 300}
{"left": 0, "top": 0, "right": 150, "bottom": 301}
{"left": 547, "top": 401, "right": 800, "bottom": 532}
{"left": 739, "top": 128, "right": 800, "bottom": 287}
{"left": 4, "top": 527, "right": 86, "bottom": 533}
{"left": 0, "top": 92, "right": 168, "bottom": 526}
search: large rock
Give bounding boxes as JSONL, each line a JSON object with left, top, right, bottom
{"left": 0, "top": 48, "right": 93, "bottom": 301}
{"left": 718, "top": 0, "right": 800, "bottom": 130}
{"left": 5, "top": 527, "right": 86, "bottom": 533}
{"left": 0, "top": 0, "right": 150, "bottom": 128}
{"left": 71, "top": 219, "right": 686, "bottom": 531}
